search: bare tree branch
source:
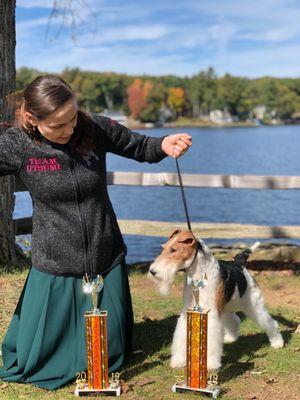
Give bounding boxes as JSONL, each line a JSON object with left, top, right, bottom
{"left": 45, "top": 0, "right": 97, "bottom": 44}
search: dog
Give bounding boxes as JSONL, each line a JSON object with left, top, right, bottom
{"left": 148, "top": 229, "right": 284, "bottom": 371}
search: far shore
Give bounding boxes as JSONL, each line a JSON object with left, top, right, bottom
{"left": 163, "top": 118, "right": 257, "bottom": 128}
{"left": 126, "top": 117, "right": 299, "bottom": 130}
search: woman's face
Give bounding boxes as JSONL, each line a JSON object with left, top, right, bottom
{"left": 27, "top": 97, "right": 78, "bottom": 144}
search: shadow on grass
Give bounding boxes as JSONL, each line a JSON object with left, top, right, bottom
{"left": 238, "top": 311, "right": 296, "bottom": 330}
{"left": 273, "top": 314, "right": 298, "bottom": 329}
{"left": 122, "top": 315, "right": 177, "bottom": 381}
{"left": 221, "top": 311, "right": 295, "bottom": 383}
{"left": 128, "top": 262, "right": 151, "bottom": 275}
{"left": 133, "top": 315, "right": 177, "bottom": 355}
{"left": 221, "top": 333, "right": 270, "bottom": 382}
{"left": 123, "top": 310, "right": 296, "bottom": 383}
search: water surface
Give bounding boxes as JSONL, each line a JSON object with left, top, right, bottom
{"left": 15, "top": 125, "right": 300, "bottom": 262}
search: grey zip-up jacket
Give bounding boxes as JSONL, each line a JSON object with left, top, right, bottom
{"left": 0, "top": 116, "right": 167, "bottom": 276}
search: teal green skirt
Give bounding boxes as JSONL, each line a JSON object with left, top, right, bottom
{"left": 0, "top": 262, "right": 133, "bottom": 390}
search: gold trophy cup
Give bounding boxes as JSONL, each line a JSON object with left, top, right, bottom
{"left": 172, "top": 273, "right": 221, "bottom": 398}
{"left": 74, "top": 275, "right": 121, "bottom": 397}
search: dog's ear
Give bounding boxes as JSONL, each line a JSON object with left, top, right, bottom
{"left": 177, "top": 231, "right": 196, "bottom": 246}
{"left": 168, "top": 229, "right": 182, "bottom": 239}
{"left": 179, "top": 237, "right": 196, "bottom": 246}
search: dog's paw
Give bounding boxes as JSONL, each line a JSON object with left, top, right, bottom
{"left": 170, "top": 357, "right": 186, "bottom": 368}
{"left": 207, "top": 359, "right": 221, "bottom": 371}
{"left": 270, "top": 336, "right": 284, "bottom": 349}
{"left": 224, "top": 334, "right": 238, "bottom": 344}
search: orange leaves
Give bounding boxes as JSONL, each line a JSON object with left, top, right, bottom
{"left": 127, "top": 80, "right": 186, "bottom": 121}
{"left": 127, "top": 79, "right": 153, "bottom": 119}
{"left": 167, "top": 87, "right": 186, "bottom": 116}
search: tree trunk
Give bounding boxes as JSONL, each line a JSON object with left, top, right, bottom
{"left": 0, "top": 0, "right": 17, "bottom": 271}
{"left": 104, "top": 92, "right": 114, "bottom": 110}
{"left": 192, "top": 102, "right": 200, "bottom": 118}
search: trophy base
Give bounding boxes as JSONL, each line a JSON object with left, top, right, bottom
{"left": 172, "top": 383, "right": 221, "bottom": 399}
{"left": 74, "top": 384, "right": 121, "bottom": 397}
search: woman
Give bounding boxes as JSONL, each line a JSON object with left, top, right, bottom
{"left": 0, "top": 75, "right": 192, "bottom": 390}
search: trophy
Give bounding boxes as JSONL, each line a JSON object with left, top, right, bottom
{"left": 74, "top": 274, "right": 121, "bottom": 396}
{"left": 172, "top": 273, "right": 221, "bottom": 398}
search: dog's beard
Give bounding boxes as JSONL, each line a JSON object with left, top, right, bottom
{"left": 157, "top": 278, "right": 172, "bottom": 296}
{"left": 148, "top": 260, "right": 178, "bottom": 296}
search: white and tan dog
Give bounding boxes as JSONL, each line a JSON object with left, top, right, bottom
{"left": 149, "top": 229, "right": 284, "bottom": 371}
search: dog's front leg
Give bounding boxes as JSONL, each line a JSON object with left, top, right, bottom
{"left": 170, "top": 312, "right": 186, "bottom": 368}
{"left": 207, "top": 310, "right": 224, "bottom": 371}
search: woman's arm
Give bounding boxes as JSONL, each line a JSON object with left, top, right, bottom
{"left": 93, "top": 116, "right": 191, "bottom": 163}
{"left": 0, "top": 127, "right": 25, "bottom": 177}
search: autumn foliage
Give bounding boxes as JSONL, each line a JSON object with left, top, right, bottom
{"left": 16, "top": 67, "right": 300, "bottom": 123}
{"left": 167, "top": 87, "right": 186, "bottom": 116}
{"left": 127, "top": 79, "right": 153, "bottom": 120}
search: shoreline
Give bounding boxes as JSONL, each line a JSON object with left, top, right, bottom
{"left": 15, "top": 235, "right": 300, "bottom": 272}
{"left": 163, "top": 120, "right": 257, "bottom": 129}
{"left": 126, "top": 118, "right": 300, "bottom": 130}
{"left": 126, "top": 118, "right": 257, "bottom": 130}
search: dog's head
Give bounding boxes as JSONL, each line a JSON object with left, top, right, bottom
{"left": 148, "top": 229, "right": 213, "bottom": 295}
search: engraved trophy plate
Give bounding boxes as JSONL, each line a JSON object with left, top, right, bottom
{"left": 74, "top": 275, "right": 121, "bottom": 397}
{"left": 173, "top": 273, "right": 221, "bottom": 398}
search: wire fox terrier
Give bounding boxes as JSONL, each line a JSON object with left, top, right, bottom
{"left": 149, "top": 230, "right": 284, "bottom": 371}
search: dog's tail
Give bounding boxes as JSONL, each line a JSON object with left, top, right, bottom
{"left": 233, "top": 241, "right": 260, "bottom": 266}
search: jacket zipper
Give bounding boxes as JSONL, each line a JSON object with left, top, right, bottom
{"left": 68, "top": 150, "right": 93, "bottom": 277}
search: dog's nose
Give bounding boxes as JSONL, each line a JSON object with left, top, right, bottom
{"left": 149, "top": 269, "right": 157, "bottom": 276}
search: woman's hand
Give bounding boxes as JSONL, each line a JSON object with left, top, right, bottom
{"left": 161, "top": 133, "right": 192, "bottom": 158}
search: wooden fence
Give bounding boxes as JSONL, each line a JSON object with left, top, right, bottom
{"left": 14, "top": 172, "right": 300, "bottom": 239}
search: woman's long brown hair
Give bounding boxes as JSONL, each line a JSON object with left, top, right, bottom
{"left": 14, "top": 74, "right": 97, "bottom": 152}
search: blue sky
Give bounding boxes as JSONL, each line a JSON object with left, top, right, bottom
{"left": 16, "top": 0, "right": 300, "bottom": 78}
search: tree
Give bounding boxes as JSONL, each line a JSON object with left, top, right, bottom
{"left": 16, "top": 67, "right": 41, "bottom": 91}
{"left": 275, "top": 84, "right": 300, "bottom": 120}
{"left": 97, "top": 73, "right": 127, "bottom": 111}
{"left": 167, "top": 87, "right": 186, "bottom": 117}
{"left": 127, "top": 79, "right": 147, "bottom": 119}
{"left": 140, "top": 82, "right": 164, "bottom": 123}
{"left": 216, "top": 74, "right": 249, "bottom": 118}
{"left": 186, "top": 68, "right": 217, "bottom": 118}
{"left": 0, "top": 0, "right": 18, "bottom": 270}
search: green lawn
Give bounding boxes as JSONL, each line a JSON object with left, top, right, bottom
{"left": 0, "top": 266, "right": 299, "bottom": 400}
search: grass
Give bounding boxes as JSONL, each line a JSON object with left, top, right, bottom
{"left": 0, "top": 265, "right": 299, "bottom": 400}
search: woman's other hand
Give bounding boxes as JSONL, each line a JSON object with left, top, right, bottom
{"left": 161, "top": 133, "right": 192, "bottom": 158}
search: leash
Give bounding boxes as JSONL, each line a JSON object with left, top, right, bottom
{"left": 175, "top": 157, "right": 201, "bottom": 273}
{"left": 175, "top": 157, "right": 192, "bottom": 231}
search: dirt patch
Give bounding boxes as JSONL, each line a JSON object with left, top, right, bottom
{"left": 250, "top": 270, "right": 300, "bottom": 312}
{"left": 224, "top": 372, "right": 300, "bottom": 400}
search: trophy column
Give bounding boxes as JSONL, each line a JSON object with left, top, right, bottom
{"left": 85, "top": 310, "right": 109, "bottom": 390}
{"left": 186, "top": 309, "right": 207, "bottom": 389}
{"left": 74, "top": 275, "right": 121, "bottom": 397}
{"left": 173, "top": 274, "right": 221, "bottom": 398}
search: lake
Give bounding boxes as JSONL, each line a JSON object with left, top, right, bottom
{"left": 14, "top": 124, "right": 300, "bottom": 263}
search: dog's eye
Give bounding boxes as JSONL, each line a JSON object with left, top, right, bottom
{"left": 169, "top": 247, "right": 176, "bottom": 253}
